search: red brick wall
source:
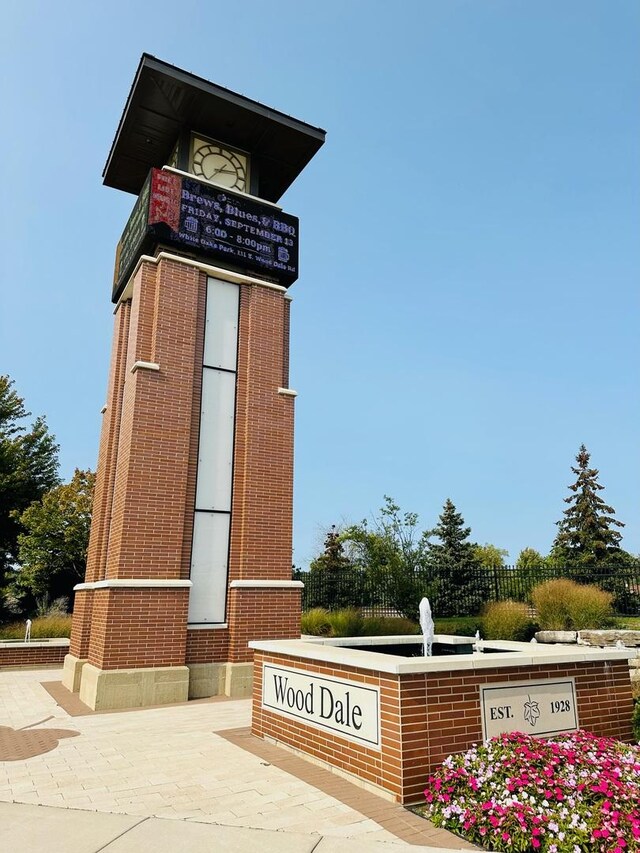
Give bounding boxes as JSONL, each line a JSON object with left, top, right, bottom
{"left": 282, "top": 297, "right": 291, "bottom": 387}
{"left": 228, "top": 588, "right": 301, "bottom": 663}
{"left": 229, "top": 286, "right": 294, "bottom": 585}
{"left": 186, "top": 628, "right": 230, "bottom": 663}
{"left": 0, "top": 643, "right": 69, "bottom": 669}
{"left": 87, "top": 588, "right": 189, "bottom": 670}
{"left": 253, "top": 652, "right": 635, "bottom": 804}
{"left": 253, "top": 651, "right": 404, "bottom": 799}
{"left": 106, "top": 259, "right": 204, "bottom": 583}
{"left": 86, "top": 300, "right": 132, "bottom": 585}
{"left": 69, "top": 590, "right": 94, "bottom": 659}
{"left": 70, "top": 302, "right": 131, "bottom": 660}
{"left": 399, "top": 661, "right": 634, "bottom": 803}
{"left": 71, "top": 254, "right": 296, "bottom": 674}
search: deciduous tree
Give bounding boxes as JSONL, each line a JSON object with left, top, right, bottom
{"left": 0, "top": 376, "right": 59, "bottom": 615}
{"left": 515, "top": 547, "right": 545, "bottom": 570}
{"left": 13, "top": 469, "right": 95, "bottom": 613}
{"left": 306, "top": 525, "right": 356, "bottom": 609}
{"left": 474, "top": 543, "right": 508, "bottom": 569}
{"left": 309, "top": 526, "right": 353, "bottom": 573}
{"left": 342, "top": 496, "right": 430, "bottom": 620}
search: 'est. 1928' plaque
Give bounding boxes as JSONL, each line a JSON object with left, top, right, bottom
{"left": 480, "top": 678, "right": 579, "bottom": 740}
{"left": 112, "top": 169, "right": 299, "bottom": 301}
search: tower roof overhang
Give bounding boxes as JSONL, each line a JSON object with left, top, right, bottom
{"left": 103, "top": 54, "right": 326, "bottom": 202}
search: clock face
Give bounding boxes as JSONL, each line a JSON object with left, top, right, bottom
{"left": 191, "top": 142, "right": 247, "bottom": 192}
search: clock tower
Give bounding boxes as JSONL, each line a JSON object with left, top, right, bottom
{"left": 63, "top": 55, "right": 325, "bottom": 710}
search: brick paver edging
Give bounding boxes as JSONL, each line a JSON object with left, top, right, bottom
{"left": 218, "top": 727, "right": 478, "bottom": 850}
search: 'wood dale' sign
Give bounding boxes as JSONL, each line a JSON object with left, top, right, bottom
{"left": 262, "top": 664, "right": 381, "bottom": 748}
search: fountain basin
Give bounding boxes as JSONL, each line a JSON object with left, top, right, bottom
{"left": 0, "top": 638, "right": 69, "bottom": 670}
{"left": 250, "top": 634, "right": 636, "bottom": 804}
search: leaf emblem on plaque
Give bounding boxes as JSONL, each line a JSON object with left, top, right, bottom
{"left": 523, "top": 695, "right": 541, "bottom": 727}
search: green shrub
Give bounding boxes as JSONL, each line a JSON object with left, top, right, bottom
{"left": 530, "top": 579, "right": 614, "bottom": 630}
{"left": 301, "top": 608, "right": 332, "bottom": 636}
{"left": 326, "top": 608, "right": 364, "bottom": 637}
{"left": 483, "top": 601, "right": 535, "bottom": 641}
{"left": 530, "top": 579, "right": 574, "bottom": 630}
{"left": 566, "top": 583, "right": 615, "bottom": 629}
{"left": 433, "top": 616, "right": 484, "bottom": 636}
{"left": 0, "top": 615, "right": 72, "bottom": 640}
{"left": 359, "top": 616, "right": 419, "bottom": 636}
{"left": 633, "top": 699, "right": 640, "bottom": 743}
{"left": 301, "top": 609, "right": 419, "bottom": 638}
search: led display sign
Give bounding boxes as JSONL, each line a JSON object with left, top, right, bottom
{"left": 113, "top": 168, "right": 299, "bottom": 301}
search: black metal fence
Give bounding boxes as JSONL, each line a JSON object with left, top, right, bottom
{"left": 292, "top": 565, "right": 640, "bottom": 617}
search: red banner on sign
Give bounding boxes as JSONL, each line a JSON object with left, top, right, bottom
{"left": 149, "top": 169, "right": 181, "bottom": 232}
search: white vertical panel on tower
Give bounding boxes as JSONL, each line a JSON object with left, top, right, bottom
{"left": 195, "top": 369, "right": 236, "bottom": 511}
{"left": 188, "top": 512, "right": 232, "bottom": 624}
{"left": 188, "top": 277, "right": 239, "bottom": 625}
{"left": 203, "top": 279, "right": 239, "bottom": 370}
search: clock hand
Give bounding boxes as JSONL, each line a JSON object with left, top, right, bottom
{"left": 208, "top": 166, "right": 236, "bottom": 179}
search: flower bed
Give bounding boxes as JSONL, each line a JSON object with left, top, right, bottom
{"left": 421, "top": 730, "right": 640, "bottom": 852}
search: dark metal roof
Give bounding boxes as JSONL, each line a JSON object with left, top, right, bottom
{"left": 103, "top": 54, "right": 326, "bottom": 202}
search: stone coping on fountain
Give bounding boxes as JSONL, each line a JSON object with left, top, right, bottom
{"left": 0, "top": 638, "right": 70, "bottom": 647}
{"left": 249, "top": 634, "right": 637, "bottom": 675}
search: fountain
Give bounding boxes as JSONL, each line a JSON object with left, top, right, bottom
{"left": 473, "top": 629, "right": 484, "bottom": 653}
{"left": 419, "top": 597, "right": 434, "bottom": 657}
{"left": 251, "top": 625, "right": 636, "bottom": 804}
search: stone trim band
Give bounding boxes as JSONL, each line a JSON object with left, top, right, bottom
{"left": 117, "top": 251, "right": 287, "bottom": 305}
{"left": 74, "top": 580, "right": 193, "bottom": 591}
{"left": 229, "top": 580, "right": 304, "bottom": 589}
{"left": 131, "top": 361, "right": 160, "bottom": 373}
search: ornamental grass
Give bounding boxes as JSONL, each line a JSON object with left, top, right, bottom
{"left": 422, "top": 730, "right": 640, "bottom": 852}
{"left": 0, "top": 615, "right": 72, "bottom": 639}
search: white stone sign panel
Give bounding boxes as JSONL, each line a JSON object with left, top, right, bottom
{"left": 480, "top": 677, "right": 578, "bottom": 740}
{"left": 262, "top": 663, "right": 381, "bottom": 748}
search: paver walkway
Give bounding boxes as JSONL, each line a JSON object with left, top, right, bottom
{"left": 0, "top": 668, "right": 476, "bottom": 850}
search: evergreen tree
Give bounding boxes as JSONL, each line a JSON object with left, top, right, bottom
{"left": 0, "top": 376, "right": 59, "bottom": 614}
{"left": 425, "top": 499, "right": 488, "bottom": 616}
{"left": 552, "top": 444, "right": 624, "bottom": 565}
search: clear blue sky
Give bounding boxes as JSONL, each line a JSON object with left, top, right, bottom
{"left": 1, "top": 1, "right": 638, "bottom": 566}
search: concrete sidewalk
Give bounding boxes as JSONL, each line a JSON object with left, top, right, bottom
{"left": 0, "top": 667, "right": 478, "bottom": 851}
{"left": 1, "top": 801, "right": 474, "bottom": 852}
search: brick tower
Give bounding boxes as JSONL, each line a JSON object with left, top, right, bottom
{"left": 63, "top": 55, "right": 325, "bottom": 710}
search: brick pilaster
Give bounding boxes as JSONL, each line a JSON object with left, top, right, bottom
{"left": 229, "top": 286, "right": 295, "bottom": 584}
{"left": 79, "top": 257, "right": 206, "bottom": 671}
